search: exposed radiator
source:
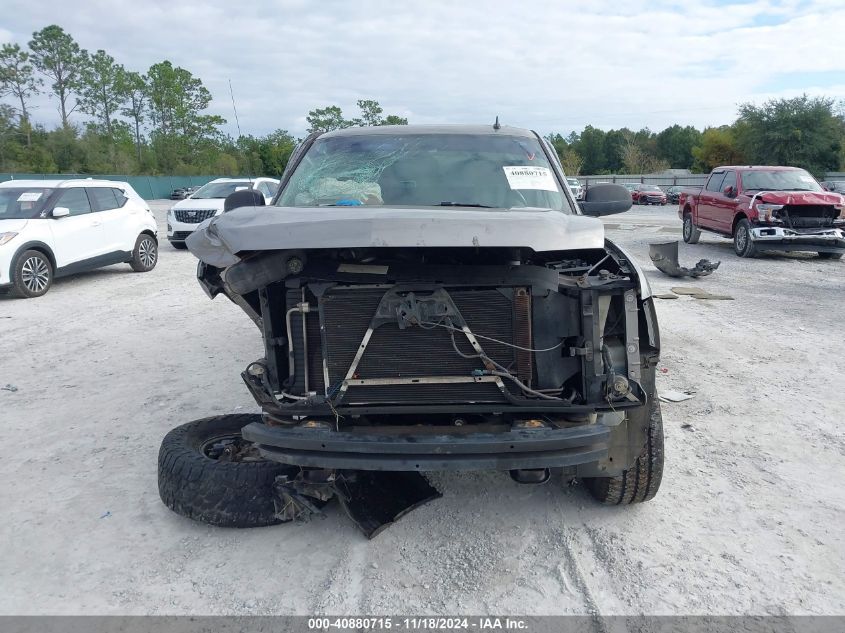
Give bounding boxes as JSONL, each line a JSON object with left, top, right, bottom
{"left": 780, "top": 205, "right": 839, "bottom": 228}
{"left": 286, "top": 286, "right": 529, "bottom": 404}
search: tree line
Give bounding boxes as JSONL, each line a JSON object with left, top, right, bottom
{"left": 548, "top": 95, "right": 845, "bottom": 177}
{"left": 0, "top": 24, "right": 407, "bottom": 177}
{"left": 1, "top": 24, "right": 843, "bottom": 178}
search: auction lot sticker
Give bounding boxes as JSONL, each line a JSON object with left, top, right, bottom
{"left": 502, "top": 166, "right": 558, "bottom": 191}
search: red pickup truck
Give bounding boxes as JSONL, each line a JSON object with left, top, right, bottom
{"left": 678, "top": 166, "right": 845, "bottom": 258}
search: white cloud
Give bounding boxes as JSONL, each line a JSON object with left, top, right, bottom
{"left": 1, "top": 0, "right": 843, "bottom": 137}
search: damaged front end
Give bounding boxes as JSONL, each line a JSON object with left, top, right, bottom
{"left": 195, "top": 236, "right": 659, "bottom": 479}
{"left": 750, "top": 193, "right": 845, "bottom": 254}
{"left": 158, "top": 125, "right": 668, "bottom": 535}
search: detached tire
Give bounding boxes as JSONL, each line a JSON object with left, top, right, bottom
{"left": 583, "top": 397, "right": 664, "bottom": 505}
{"left": 158, "top": 414, "right": 297, "bottom": 528}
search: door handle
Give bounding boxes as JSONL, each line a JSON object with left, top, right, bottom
{"left": 91, "top": 220, "right": 102, "bottom": 227}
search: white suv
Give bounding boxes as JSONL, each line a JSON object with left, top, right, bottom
{"left": 166, "top": 177, "right": 279, "bottom": 249}
{"left": 0, "top": 179, "right": 158, "bottom": 298}
{"left": 566, "top": 177, "right": 584, "bottom": 200}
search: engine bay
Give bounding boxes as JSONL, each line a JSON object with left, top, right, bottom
{"left": 211, "top": 244, "right": 659, "bottom": 424}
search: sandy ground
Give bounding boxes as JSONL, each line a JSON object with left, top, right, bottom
{"left": 0, "top": 201, "right": 843, "bottom": 616}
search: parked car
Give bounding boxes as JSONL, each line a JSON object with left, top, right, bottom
{"left": 171, "top": 185, "right": 202, "bottom": 200}
{"left": 632, "top": 184, "right": 667, "bottom": 205}
{"left": 621, "top": 183, "right": 638, "bottom": 193}
{"left": 0, "top": 179, "right": 158, "bottom": 298}
{"left": 166, "top": 177, "right": 280, "bottom": 249}
{"left": 157, "top": 124, "right": 665, "bottom": 529}
{"left": 566, "top": 177, "right": 584, "bottom": 200}
{"left": 666, "top": 185, "right": 684, "bottom": 204}
{"left": 821, "top": 180, "right": 845, "bottom": 194}
{"left": 678, "top": 166, "right": 845, "bottom": 258}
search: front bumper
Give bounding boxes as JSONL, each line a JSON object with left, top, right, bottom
{"left": 0, "top": 244, "right": 17, "bottom": 286}
{"left": 241, "top": 421, "right": 610, "bottom": 471}
{"left": 167, "top": 212, "right": 217, "bottom": 241}
{"left": 750, "top": 226, "right": 845, "bottom": 253}
{"left": 168, "top": 231, "right": 193, "bottom": 243}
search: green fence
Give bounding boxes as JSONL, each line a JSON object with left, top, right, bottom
{"left": 0, "top": 173, "right": 234, "bottom": 200}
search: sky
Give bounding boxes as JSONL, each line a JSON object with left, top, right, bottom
{"left": 2, "top": 0, "right": 844, "bottom": 139}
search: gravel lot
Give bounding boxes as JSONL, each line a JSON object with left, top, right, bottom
{"left": 1, "top": 201, "right": 843, "bottom": 616}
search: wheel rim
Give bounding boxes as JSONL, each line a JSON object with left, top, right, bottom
{"left": 21, "top": 256, "right": 50, "bottom": 293}
{"left": 736, "top": 226, "right": 748, "bottom": 251}
{"left": 200, "top": 434, "right": 264, "bottom": 462}
{"left": 139, "top": 238, "right": 157, "bottom": 268}
{"left": 683, "top": 217, "right": 691, "bottom": 239}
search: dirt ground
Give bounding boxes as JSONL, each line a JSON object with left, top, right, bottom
{"left": 1, "top": 201, "right": 843, "bottom": 616}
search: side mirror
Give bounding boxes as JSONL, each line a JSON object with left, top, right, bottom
{"left": 578, "top": 184, "right": 632, "bottom": 217}
{"left": 723, "top": 185, "right": 735, "bottom": 197}
{"left": 52, "top": 207, "right": 70, "bottom": 218}
{"left": 223, "top": 189, "right": 265, "bottom": 212}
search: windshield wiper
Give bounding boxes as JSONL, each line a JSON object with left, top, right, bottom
{"left": 438, "top": 202, "right": 494, "bottom": 208}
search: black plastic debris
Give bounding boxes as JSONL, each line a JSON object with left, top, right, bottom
{"left": 273, "top": 470, "right": 334, "bottom": 522}
{"left": 273, "top": 469, "right": 441, "bottom": 538}
{"left": 648, "top": 241, "right": 720, "bottom": 278}
{"left": 337, "top": 471, "right": 442, "bottom": 539}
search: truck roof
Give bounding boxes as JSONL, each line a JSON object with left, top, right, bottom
{"left": 320, "top": 124, "right": 537, "bottom": 139}
{"left": 0, "top": 178, "right": 130, "bottom": 188}
{"left": 713, "top": 165, "right": 805, "bottom": 172}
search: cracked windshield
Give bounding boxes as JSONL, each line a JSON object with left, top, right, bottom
{"left": 277, "top": 133, "right": 571, "bottom": 211}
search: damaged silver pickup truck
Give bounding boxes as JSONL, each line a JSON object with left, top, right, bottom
{"left": 158, "top": 124, "right": 663, "bottom": 533}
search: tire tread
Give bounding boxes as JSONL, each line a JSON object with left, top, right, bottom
{"left": 584, "top": 398, "right": 664, "bottom": 505}
{"left": 130, "top": 233, "right": 158, "bottom": 272}
{"left": 12, "top": 249, "right": 53, "bottom": 298}
{"left": 158, "top": 414, "right": 297, "bottom": 528}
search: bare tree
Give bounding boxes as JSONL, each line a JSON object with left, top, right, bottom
{"left": 621, "top": 134, "right": 668, "bottom": 174}
{"left": 560, "top": 148, "right": 584, "bottom": 176}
